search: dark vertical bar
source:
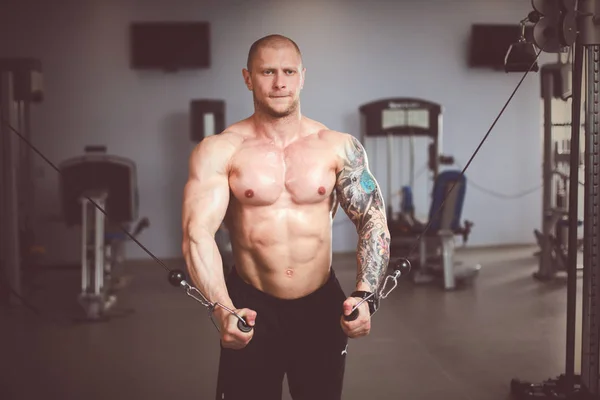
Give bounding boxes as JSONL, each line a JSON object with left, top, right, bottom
{"left": 0, "top": 71, "right": 22, "bottom": 305}
{"left": 0, "top": 72, "right": 6, "bottom": 304}
{"left": 435, "top": 110, "right": 441, "bottom": 181}
{"left": 582, "top": 43, "right": 600, "bottom": 395}
{"left": 539, "top": 69, "right": 554, "bottom": 279}
{"left": 21, "top": 97, "right": 33, "bottom": 277}
{"left": 580, "top": 1, "right": 595, "bottom": 391}
{"left": 590, "top": 45, "right": 600, "bottom": 395}
{"left": 566, "top": 38, "right": 583, "bottom": 387}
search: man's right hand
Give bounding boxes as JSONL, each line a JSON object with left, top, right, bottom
{"left": 215, "top": 307, "right": 257, "bottom": 350}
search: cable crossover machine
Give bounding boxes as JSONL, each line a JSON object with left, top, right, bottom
{"left": 534, "top": 57, "right": 585, "bottom": 282}
{"left": 507, "top": 0, "right": 600, "bottom": 398}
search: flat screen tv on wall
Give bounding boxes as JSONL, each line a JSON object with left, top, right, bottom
{"left": 130, "top": 21, "right": 210, "bottom": 71}
{"left": 469, "top": 24, "right": 533, "bottom": 70}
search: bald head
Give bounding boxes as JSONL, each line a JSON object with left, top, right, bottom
{"left": 246, "top": 34, "right": 302, "bottom": 71}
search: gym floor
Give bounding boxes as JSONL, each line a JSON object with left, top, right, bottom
{"left": 0, "top": 245, "right": 582, "bottom": 400}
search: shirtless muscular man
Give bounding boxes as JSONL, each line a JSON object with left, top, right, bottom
{"left": 182, "top": 34, "right": 391, "bottom": 400}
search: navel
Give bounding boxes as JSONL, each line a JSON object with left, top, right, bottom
{"left": 286, "top": 269, "right": 294, "bottom": 277}
{"left": 245, "top": 189, "right": 254, "bottom": 198}
{"left": 318, "top": 186, "right": 326, "bottom": 195}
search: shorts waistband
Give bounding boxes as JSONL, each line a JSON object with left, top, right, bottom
{"left": 226, "top": 265, "right": 339, "bottom": 307}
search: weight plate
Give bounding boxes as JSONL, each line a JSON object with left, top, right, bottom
{"left": 534, "top": 18, "right": 562, "bottom": 53}
{"left": 532, "top": 0, "right": 560, "bottom": 18}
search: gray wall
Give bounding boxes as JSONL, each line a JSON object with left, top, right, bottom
{"left": 1, "top": 0, "right": 553, "bottom": 266}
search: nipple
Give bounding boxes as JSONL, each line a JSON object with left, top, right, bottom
{"left": 318, "top": 186, "right": 326, "bottom": 195}
{"left": 286, "top": 269, "right": 294, "bottom": 277}
{"left": 245, "top": 189, "right": 254, "bottom": 198}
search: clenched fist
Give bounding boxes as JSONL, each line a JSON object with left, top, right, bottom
{"left": 340, "top": 297, "right": 371, "bottom": 339}
{"left": 214, "top": 307, "right": 257, "bottom": 350}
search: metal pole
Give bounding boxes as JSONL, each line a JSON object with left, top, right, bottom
{"left": 437, "top": 109, "right": 443, "bottom": 181}
{"left": 0, "top": 71, "right": 21, "bottom": 306}
{"left": 409, "top": 135, "right": 415, "bottom": 189}
{"left": 81, "top": 198, "right": 89, "bottom": 294}
{"left": 565, "top": 37, "right": 583, "bottom": 388}
{"left": 387, "top": 133, "right": 393, "bottom": 218}
{"left": 579, "top": 1, "right": 600, "bottom": 392}
{"left": 20, "top": 99, "right": 33, "bottom": 273}
{"left": 582, "top": 43, "right": 600, "bottom": 395}
{"left": 0, "top": 73, "right": 5, "bottom": 304}
{"left": 94, "top": 196, "right": 106, "bottom": 296}
{"left": 539, "top": 69, "right": 554, "bottom": 279}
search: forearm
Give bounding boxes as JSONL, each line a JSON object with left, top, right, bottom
{"left": 334, "top": 134, "right": 392, "bottom": 294}
{"left": 355, "top": 220, "right": 391, "bottom": 293}
{"left": 183, "top": 230, "right": 234, "bottom": 310}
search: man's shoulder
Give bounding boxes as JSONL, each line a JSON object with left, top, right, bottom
{"left": 193, "top": 133, "right": 236, "bottom": 156}
{"left": 319, "top": 129, "right": 353, "bottom": 141}
{"left": 195, "top": 121, "right": 252, "bottom": 152}
{"left": 314, "top": 127, "right": 358, "bottom": 149}
{"left": 303, "top": 118, "right": 350, "bottom": 144}
{"left": 190, "top": 128, "right": 249, "bottom": 168}
{"left": 304, "top": 124, "right": 365, "bottom": 171}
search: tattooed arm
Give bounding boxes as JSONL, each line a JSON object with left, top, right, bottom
{"left": 335, "top": 133, "right": 391, "bottom": 294}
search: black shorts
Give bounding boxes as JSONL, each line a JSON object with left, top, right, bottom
{"left": 215, "top": 266, "right": 349, "bottom": 400}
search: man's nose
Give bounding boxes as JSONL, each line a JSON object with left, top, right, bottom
{"left": 273, "top": 73, "right": 286, "bottom": 89}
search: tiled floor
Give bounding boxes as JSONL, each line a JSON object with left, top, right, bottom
{"left": 0, "top": 245, "right": 584, "bottom": 400}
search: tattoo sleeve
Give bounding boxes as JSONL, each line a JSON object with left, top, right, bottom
{"left": 335, "top": 135, "right": 391, "bottom": 293}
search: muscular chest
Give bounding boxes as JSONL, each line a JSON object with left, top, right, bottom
{"left": 229, "top": 141, "right": 337, "bottom": 206}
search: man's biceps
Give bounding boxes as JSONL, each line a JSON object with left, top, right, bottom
{"left": 188, "top": 212, "right": 224, "bottom": 238}
{"left": 189, "top": 175, "right": 229, "bottom": 202}
{"left": 199, "top": 195, "right": 228, "bottom": 219}
{"left": 185, "top": 189, "right": 228, "bottom": 232}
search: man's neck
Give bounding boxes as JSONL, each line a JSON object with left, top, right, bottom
{"left": 252, "top": 110, "right": 303, "bottom": 146}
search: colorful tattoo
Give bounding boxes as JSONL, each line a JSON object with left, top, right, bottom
{"left": 336, "top": 135, "right": 391, "bottom": 293}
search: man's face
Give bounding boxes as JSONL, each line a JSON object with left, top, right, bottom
{"left": 243, "top": 45, "right": 305, "bottom": 119}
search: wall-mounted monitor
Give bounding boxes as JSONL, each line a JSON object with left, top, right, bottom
{"left": 130, "top": 21, "right": 210, "bottom": 71}
{"left": 469, "top": 24, "right": 533, "bottom": 70}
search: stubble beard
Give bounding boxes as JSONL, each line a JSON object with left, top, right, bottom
{"left": 254, "top": 93, "right": 300, "bottom": 119}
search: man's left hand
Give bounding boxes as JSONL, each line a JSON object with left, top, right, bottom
{"left": 340, "top": 296, "right": 371, "bottom": 338}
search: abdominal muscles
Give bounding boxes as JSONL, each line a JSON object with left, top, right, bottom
{"left": 227, "top": 201, "right": 334, "bottom": 299}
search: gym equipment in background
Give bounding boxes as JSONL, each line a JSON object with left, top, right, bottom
{"left": 0, "top": 58, "right": 43, "bottom": 306}
{"left": 508, "top": 1, "right": 600, "bottom": 398}
{"left": 359, "top": 98, "right": 452, "bottom": 217}
{"left": 59, "top": 146, "right": 149, "bottom": 321}
{"left": 190, "top": 99, "right": 225, "bottom": 142}
{"left": 408, "top": 170, "right": 479, "bottom": 289}
{"left": 533, "top": 59, "right": 584, "bottom": 282}
{"left": 358, "top": 98, "right": 480, "bottom": 290}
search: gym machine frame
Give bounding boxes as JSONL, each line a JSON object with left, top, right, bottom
{"left": 508, "top": 0, "right": 600, "bottom": 398}
{"left": 78, "top": 191, "right": 117, "bottom": 318}
{"left": 59, "top": 148, "right": 149, "bottom": 321}
{"left": 358, "top": 99, "right": 478, "bottom": 290}
{"left": 0, "top": 58, "right": 43, "bottom": 306}
{"left": 359, "top": 98, "right": 447, "bottom": 221}
{"left": 534, "top": 58, "right": 584, "bottom": 281}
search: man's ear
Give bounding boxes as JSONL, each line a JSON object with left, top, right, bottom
{"left": 300, "top": 67, "right": 307, "bottom": 90}
{"left": 242, "top": 68, "right": 253, "bottom": 91}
